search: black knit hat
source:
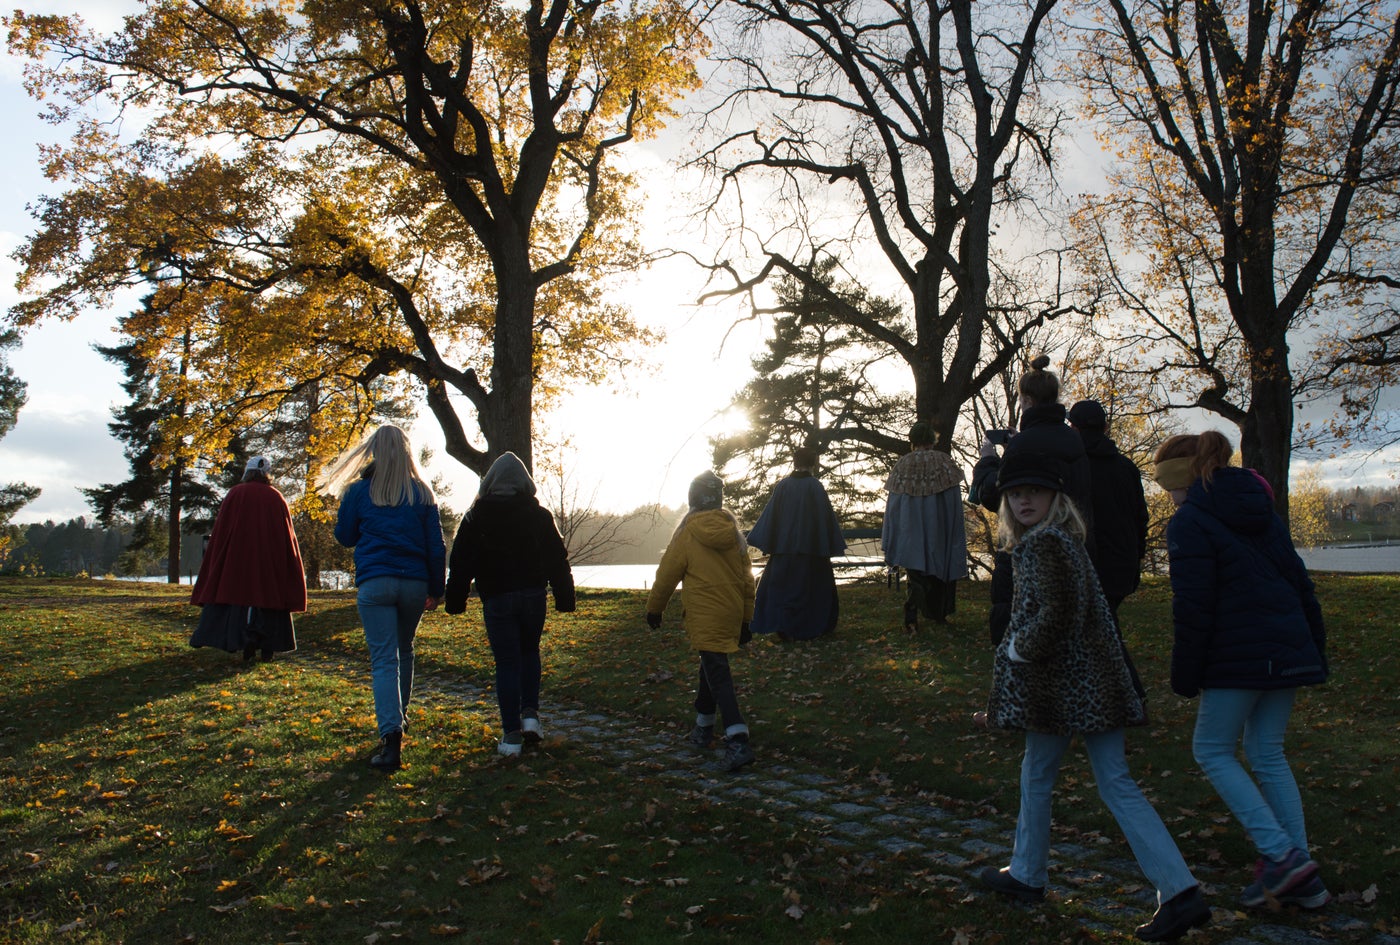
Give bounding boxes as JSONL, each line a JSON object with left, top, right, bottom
{"left": 996, "top": 452, "right": 1064, "bottom": 492}
{"left": 1068, "top": 399, "right": 1107, "bottom": 430}
{"left": 688, "top": 470, "right": 724, "bottom": 511}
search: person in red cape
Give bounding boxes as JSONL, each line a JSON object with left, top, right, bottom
{"left": 190, "top": 456, "right": 307, "bottom": 662}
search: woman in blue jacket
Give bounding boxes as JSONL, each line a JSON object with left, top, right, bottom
{"left": 1154, "top": 431, "right": 1329, "bottom": 910}
{"left": 327, "top": 425, "right": 446, "bottom": 773}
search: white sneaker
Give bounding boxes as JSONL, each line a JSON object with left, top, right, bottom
{"left": 521, "top": 716, "right": 543, "bottom": 744}
{"left": 497, "top": 732, "right": 523, "bottom": 757}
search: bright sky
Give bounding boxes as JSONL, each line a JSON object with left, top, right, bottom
{"left": 0, "top": 3, "right": 1390, "bottom": 525}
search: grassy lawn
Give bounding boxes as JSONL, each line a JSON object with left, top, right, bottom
{"left": 0, "top": 574, "right": 1395, "bottom": 944}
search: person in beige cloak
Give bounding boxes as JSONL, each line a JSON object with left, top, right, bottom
{"left": 882, "top": 422, "right": 969, "bottom": 631}
{"left": 646, "top": 471, "right": 757, "bottom": 773}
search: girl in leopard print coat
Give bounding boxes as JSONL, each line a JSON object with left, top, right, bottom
{"left": 978, "top": 452, "right": 1209, "bottom": 943}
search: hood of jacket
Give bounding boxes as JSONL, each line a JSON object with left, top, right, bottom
{"left": 480, "top": 451, "right": 536, "bottom": 498}
{"left": 1078, "top": 429, "right": 1119, "bottom": 458}
{"left": 1184, "top": 465, "right": 1274, "bottom": 535}
{"left": 687, "top": 508, "right": 745, "bottom": 553}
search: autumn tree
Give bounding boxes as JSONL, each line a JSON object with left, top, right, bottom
{"left": 6, "top": 0, "right": 707, "bottom": 484}
{"left": 1072, "top": 0, "right": 1400, "bottom": 518}
{"left": 689, "top": 0, "right": 1098, "bottom": 454}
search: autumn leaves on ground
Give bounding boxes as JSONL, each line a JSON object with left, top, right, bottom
{"left": 0, "top": 576, "right": 1395, "bottom": 945}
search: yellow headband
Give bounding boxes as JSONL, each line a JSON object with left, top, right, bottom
{"left": 1153, "top": 456, "right": 1196, "bottom": 491}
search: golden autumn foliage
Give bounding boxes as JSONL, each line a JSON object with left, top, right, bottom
{"left": 4, "top": 0, "right": 708, "bottom": 481}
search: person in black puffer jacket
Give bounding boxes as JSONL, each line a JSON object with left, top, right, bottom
{"left": 1154, "top": 430, "right": 1330, "bottom": 912}
{"left": 445, "top": 452, "right": 575, "bottom": 758}
{"left": 970, "top": 355, "right": 1092, "bottom": 644}
{"left": 1069, "top": 399, "right": 1149, "bottom": 698}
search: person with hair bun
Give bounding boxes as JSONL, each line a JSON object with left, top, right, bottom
{"left": 970, "top": 355, "right": 1092, "bottom": 644}
{"left": 327, "top": 425, "right": 447, "bottom": 773}
{"left": 1154, "top": 431, "right": 1330, "bottom": 911}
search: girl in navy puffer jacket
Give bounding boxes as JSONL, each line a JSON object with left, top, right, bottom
{"left": 1155, "top": 431, "right": 1329, "bottom": 912}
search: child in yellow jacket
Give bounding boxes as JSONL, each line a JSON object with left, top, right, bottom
{"left": 646, "top": 471, "right": 757, "bottom": 772}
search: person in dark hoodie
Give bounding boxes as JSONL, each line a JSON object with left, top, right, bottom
{"left": 746, "top": 446, "right": 846, "bottom": 641}
{"left": 1068, "top": 400, "right": 1149, "bottom": 620}
{"left": 445, "top": 452, "right": 576, "bottom": 758}
{"left": 1154, "top": 431, "right": 1330, "bottom": 912}
{"left": 1069, "top": 399, "right": 1149, "bottom": 698}
{"left": 970, "top": 355, "right": 1092, "bottom": 644}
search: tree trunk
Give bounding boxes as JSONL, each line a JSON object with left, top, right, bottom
{"left": 480, "top": 254, "right": 537, "bottom": 472}
{"left": 166, "top": 461, "right": 182, "bottom": 584}
{"left": 1238, "top": 346, "right": 1293, "bottom": 520}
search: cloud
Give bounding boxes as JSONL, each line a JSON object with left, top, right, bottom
{"left": 0, "top": 401, "right": 126, "bottom": 524}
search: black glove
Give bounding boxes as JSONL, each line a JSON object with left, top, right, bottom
{"left": 739, "top": 622, "right": 752, "bottom": 646}
{"left": 646, "top": 612, "right": 662, "bottom": 630}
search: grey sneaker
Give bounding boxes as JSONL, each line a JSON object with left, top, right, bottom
{"left": 1277, "top": 873, "right": 1331, "bottom": 910}
{"left": 521, "top": 712, "right": 542, "bottom": 745}
{"left": 720, "top": 736, "right": 754, "bottom": 772}
{"left": 1240, "top": 849, "right": 1318, "bottom": 907}
{"left": 687, "top": 724, "right": 714, "bottom": 750}
{"left": 497, "top": 731, "right": 523, "bottom": 757}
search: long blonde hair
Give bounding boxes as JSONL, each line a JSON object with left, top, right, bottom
{"left": 996, "top": 489, "right": 1086, "bottom": 551}
{"left": 323, "top": 425, "right": 435, "bottom": 507}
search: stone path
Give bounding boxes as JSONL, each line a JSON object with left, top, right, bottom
{"left": 294, "top": 648, "right": 1394, "bottom": 945}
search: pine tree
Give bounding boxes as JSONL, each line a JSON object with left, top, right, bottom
{"left": 83, "top": 310, "right": 221, "bottom": 582}
{"left": 712, "top": 261, "right": 911, "bottom": 526}
{"left": 0, "top": 328, "right": 39, "bottom": 560}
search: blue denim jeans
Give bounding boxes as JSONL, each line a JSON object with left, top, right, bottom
{"left": 356, "top": 576, "right": 427, "bottom": 737}
{"left": 1011, "top": 729, "right": 1197, "bottom": 904}
{"left": 483, "top": 589, "right": 547, "bottom": 736}
{"left": 1193, "top": 687, "right": 1306, "bottom": 861}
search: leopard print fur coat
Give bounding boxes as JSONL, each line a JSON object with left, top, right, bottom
{"left": 986, "top": 524, "right": 1147, "bottom": 735}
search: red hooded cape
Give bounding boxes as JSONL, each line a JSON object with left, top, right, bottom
{"left": 190, "top": 481, "right": 307, "bottom": 612}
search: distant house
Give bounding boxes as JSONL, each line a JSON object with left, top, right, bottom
{"left": 1341, "top": 503, "right": 1359, "bottom": 522}
{"left": 1374, "top": 501, "right": 1396, "bottom": 520}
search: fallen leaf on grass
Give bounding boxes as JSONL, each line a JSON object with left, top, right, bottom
{"left": 785, "top": 904, "right": 804, "bottom": 920}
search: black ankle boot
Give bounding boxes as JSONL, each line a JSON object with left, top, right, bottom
{"left": 369, "top": 731, "right": 402, "bottom": 772}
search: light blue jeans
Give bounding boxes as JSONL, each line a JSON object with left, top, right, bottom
{"left": 357, "top": 576, "right": 427, "bottom": 737}
{"left": 1192, "top": 688, "right": 1306, "bottom": 862}
{"left": 1011, "top": 729, "right": 1197, "bottom": 904}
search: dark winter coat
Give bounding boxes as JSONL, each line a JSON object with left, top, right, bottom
{"left": 1079, "top": 430, "right": 1149, "bottom": 605}
{"left": 986, "top": 524, "right": 1146, "bottom": 735}
{"left": 444, "top": 494, "right": 575, "bottom": 614}
{"left": 970, "top": 403, "right": 1092, "bottom": 643}
{"left": 971, "top": 403, "right": 1092, "bottom": 520}
{"left": 1165, "top": 466, "right": 1327, "bottom": 697}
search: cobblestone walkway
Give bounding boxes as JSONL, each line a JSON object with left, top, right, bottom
{"left": 294, "top": 648, "right": 1394, "bottom": 945}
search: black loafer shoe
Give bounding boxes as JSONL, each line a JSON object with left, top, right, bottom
{"left": 1136, "top": 885, "right": 1210, "bottom": 941}
{"left": 979, "top": 866, "right": 1045, "bottom": 903}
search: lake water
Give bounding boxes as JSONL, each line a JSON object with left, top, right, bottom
{"left": 104, "top": 544, "right": 1400, "bottom": 591}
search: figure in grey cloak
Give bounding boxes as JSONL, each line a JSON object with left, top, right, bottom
{"left": 882, "top": 423, "right": 969, "bottom": 632}
{"left": 746, "top": 447, "right": 846, "bottom": 641}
